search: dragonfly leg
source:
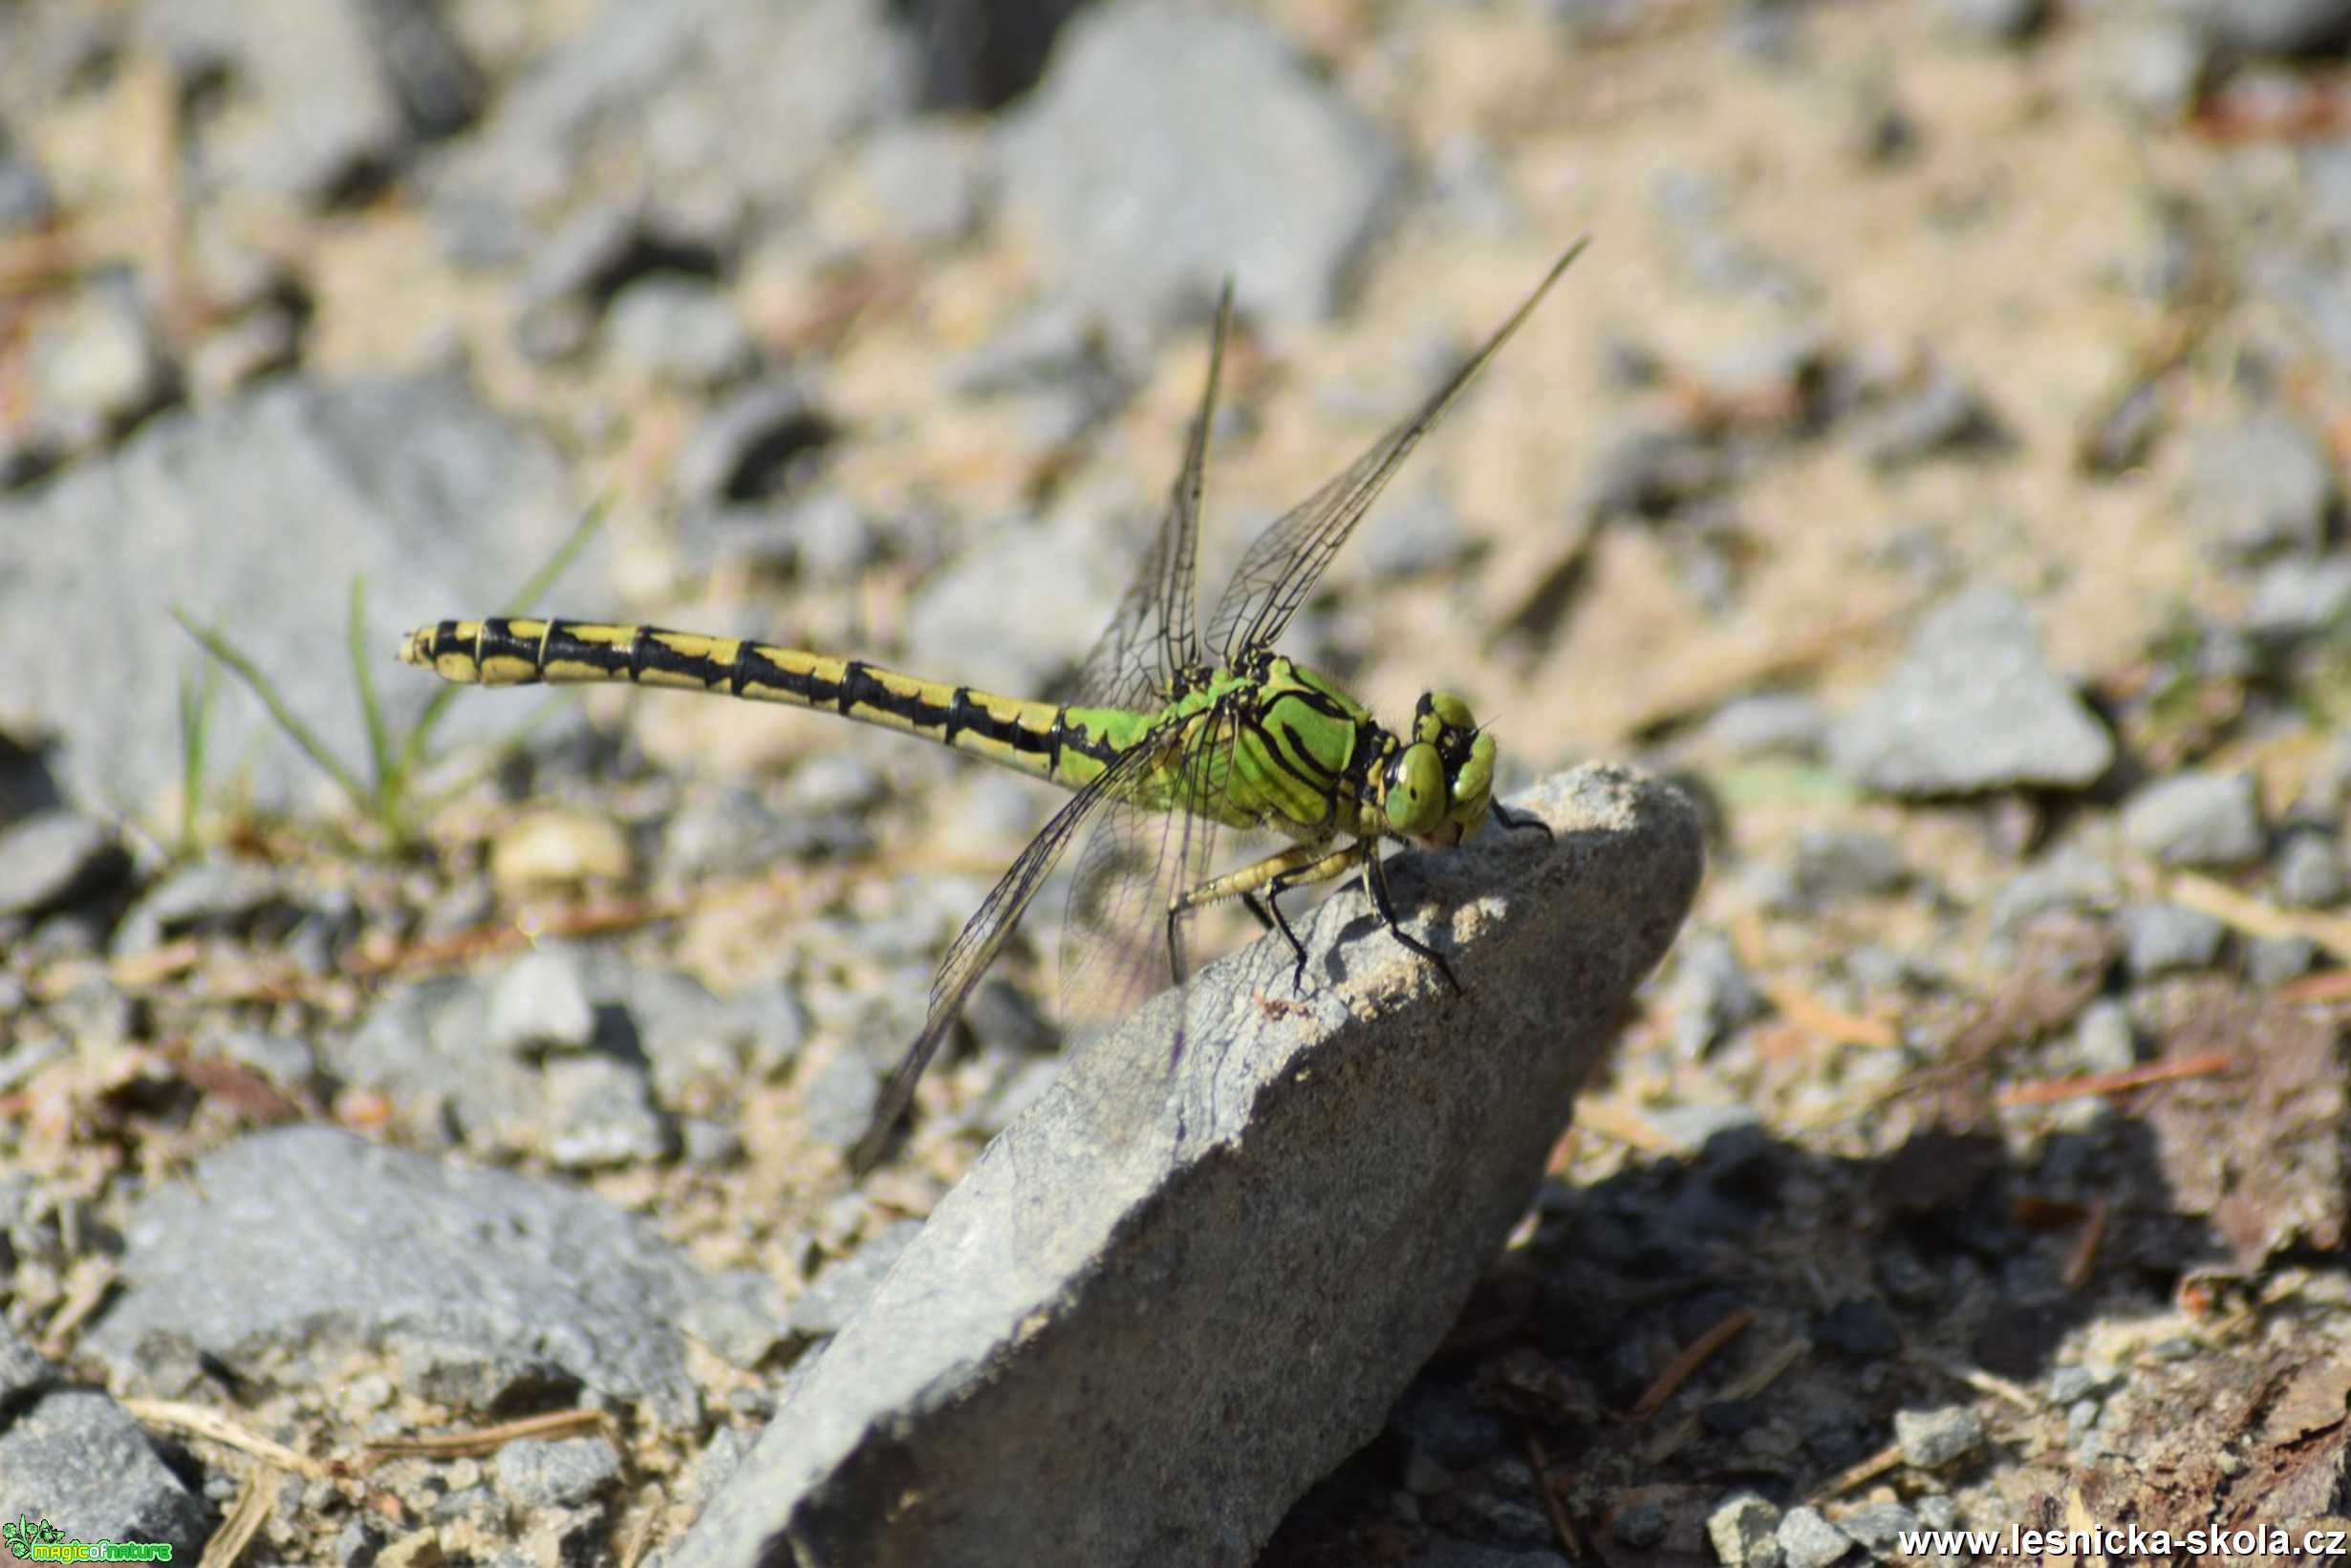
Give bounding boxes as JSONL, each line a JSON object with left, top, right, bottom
{"left": 1490, "top": 800, "right": 1553, "bottom": 841}
{"left": 1173, "top": 839, "right": 1354, "bottom": 991}
{"left": 1363, "top": 847, "right": 1463, "bottom": 995}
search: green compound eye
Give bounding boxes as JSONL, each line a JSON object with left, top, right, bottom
{"left": 1411, "top": 691, "right": 1467, "bottom": 738}
{"left": 1385, "top": 744, "right": 1446, "bottom": 836}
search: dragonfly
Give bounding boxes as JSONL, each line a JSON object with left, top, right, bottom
{"left": 399, "top": 240, "right": 1587, "bottom": 1170}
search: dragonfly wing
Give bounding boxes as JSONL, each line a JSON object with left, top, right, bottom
{"left": 1204, "top": 240, "right": 1588, "bottom": 663}
{"left": 851, "top": 737, "right": 1163, "bottom": 1171}
{"left": 1057, "top": 705, "right": 1241, "bottom": 1058}
{"left": 1070, "top": 281, "right": 1237, "bottom": 710}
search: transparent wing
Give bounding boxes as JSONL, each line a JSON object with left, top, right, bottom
{"left": 1071, "top": 281, "right": 1237, "bottom": 711}
{"left": 1205, "top": 240, "right": 1588, "bottom": 663}
{"left": 1057, "top": 704, "right": 1245, "bottom": 1066}
{"left": 851, "top": 737, "right": 1165, "bottom": 1171}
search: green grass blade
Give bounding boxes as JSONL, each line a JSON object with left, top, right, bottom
{"left": 348, "top": 575, "right": 398, "bottom": 816}
{"left": 176, "top": 656, "right": 220, "bottom": 854}
{"left": 170, "top": 606, "right": 369, "bottom": 806}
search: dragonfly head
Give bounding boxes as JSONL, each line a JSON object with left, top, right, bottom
{"left": 1382, "top": 692, "right": 1498, "bottom": 848}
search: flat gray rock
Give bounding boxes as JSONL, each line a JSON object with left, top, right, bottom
{"left": 673, "top": 763, "right": 1700, "bottom": 1568}
{"left": 85, "top": 1126, "right": 727, "bottom": 1425}
{"left": 0, "top": 371, "right": 587, "bottom": 818}
{"left": 1827, "top": 586, "right": 2114, "bottom": 795}
{"left": 0, "top": 1324, "right": 208, "bottom": 1557}
{"left": 998, "top": 0, "right": 1401, "bottom": 340}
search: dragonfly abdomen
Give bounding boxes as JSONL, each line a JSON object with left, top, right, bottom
{"left": 399, "top": 617, "right": 1132, "bottom": 787}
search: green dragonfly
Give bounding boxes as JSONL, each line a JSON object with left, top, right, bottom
{"left": 400, "top": 240, "right": 1586, "bottom": 1169}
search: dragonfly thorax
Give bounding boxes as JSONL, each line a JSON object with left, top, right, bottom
{"left": 1380, "top": 691, "right": 1497, "bottom": 848}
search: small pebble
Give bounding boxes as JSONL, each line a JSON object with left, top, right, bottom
{"left": 2121, "top": 902, "right": 2226, "bottom": 977}
{"left": 2120, "top": 771, "right": 2266, "bottom": 868}
{"left": 2244, "top": 934, "right": 2319, "bottom": 986}
{"left": 1776, "top": 1504, "right": 1853, "bottom": 1568}
{"left": 485, "top": 947, "right": 598, "bottom": 1054}
{"left": 1895, "top": 1405, "right": 1986, "bottom": 1469}
{"left": 2186, "top": 414, "right": 2339, "bottom": 560}
{"left": 489, "top": 808, "right": 634, "bottom": 891}
{"left": 2276, "top": 832, "right": 2345, "bottom": 908}
{"left": 1709, "top": 1493, "right": 1784, "bottom": 1568}
{"left": 2072, "top": 999, "right": 2137, "bottom": 1075}
{"left": 1793, "top": 828, "right": 1908, "bottom": 902}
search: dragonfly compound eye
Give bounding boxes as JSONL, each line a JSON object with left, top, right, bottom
{"left": 1384, "top": 743, "right": 1447, "bottom": 836}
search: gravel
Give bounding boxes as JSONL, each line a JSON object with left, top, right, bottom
{"left": 997, "top": 0, "right": 1401, "bottom": 343}
{"left": 1828, "top": 587, "right": 2114, "bottom": 795}
{"left": 2119, "top": 770, "right": 2267, "bottom": 868}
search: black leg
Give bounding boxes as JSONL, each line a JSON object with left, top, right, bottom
{"left": 1164, "top": 906, "right": 1192, "bottom": 988}
{"left": 1241, "top": 892, "right": 1276, "bottom": 933}
{"left": 1490, "top": 800, "right": 1552, "bottom": 840}
{"left": 1364, "top": 850, "right": 1461, "bottom": 995}
{"left": 1261, "top": 880, "right": 1310, "bottom": 992}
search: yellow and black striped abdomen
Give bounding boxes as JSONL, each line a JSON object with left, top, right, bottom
{"left": 399, "top": 618, "right": 1103, "bottom": 784}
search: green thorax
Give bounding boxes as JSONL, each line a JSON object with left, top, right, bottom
{"left": 1061, "top": 656, "right": 1391, "bottom": 840}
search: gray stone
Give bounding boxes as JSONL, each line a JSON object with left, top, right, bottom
{"left": 2072, "top": 999, "right": 2138, "bottom": 1076}
{"left": 0, "top": 1324, "right": 209, "bottom": 1555}
{"left": 485, "top": 946, "right": 598, "bottom": 1054}
{"left": 2186, "top": 414, "right": 2338, "bottom": 559}
{"left": 140, "top": 0, "right": 477, "bottom": 204}
{"left": 602, "top": 277, "right": 758, "bottom": 390}
{"left": 2122, "top": 902, "right": 2226, "bottom": 977}
{"left": 33, "top": 273, "right": 178, "bottom": 440}
{"left": 998, "top": 0, "right": 1400, "bottom": 342}
{"left": 2120, "top": 770, "right": 2266, "bottom": 868}
{"left": 1856, "top": 364, "right": 2005, "bottom": 468}
{"left": 860, "top": 122, "right": 990, "bottom": 246}
{"left": 1775, "top": 1506, "right": 1852, "bottom": 1568}
{"left": 1840, "top": 1500, "right": 1920, "bottom": 1551}
{"left": 494, "top": 1435, "right": 623, "bottom": 1510}
{"left": 1580, "top": 421, "right": 1727, "bottom": 523}
{"left": 540, "top": 1055, "right": 675, "bottom": 1169}
{"left": 0, "top": 811, "right": 126, "bottom": 917}
{"left": 1895, "top": 1405, "right": 1987, "bottom": 1469}
{"left": 2244, "top": 934, "right": 2319, "bottom": 986}
{"left": 1792, "top": 828, "right": 1907, "bottom": 902}
{"left": 2276, "top": 831, "right": 2345, "bottom": 908}
{"left": 676, "top": 374, "right": 832, "bottom": 506}
{"left": 802, "top": 1046, "right": 883, "bottom": 1151}
{"left": 1939, "top": 0, "right": 2047, "bottom": 42}
{"left": 1828, "top": 587, "right": 2112, "bottom": 795}
{"left": 2245, "top": 555, "right": 2351, "bottom": 641}
{"left": 114, "top": 858, "right": 286, "bottom": 953}
{"left": 904, "top": 509, "right": 1132, "bottom": 700}
{"left": 787, "top": 1220, "right": 923, "bottom": 1340}
{"left": 1702, "top": 692, "right": 1828, "bottom": 759}
{"left": 431, "top": 0, "right": 913, "bottom": 238}
{"left": 669, "top": 766, "right": 1699, "bottom": 1568}
{"left": 1708, "top": 1493, "right": 1784, "bottom": 1568}
{"left": 2100, "top": 14, "right": 2211, "bottom": 120}
{"left": 1666, "top": 927, "right": 1764, "bottom": 1059}
{"left": 86, "top": 1126, "right": 715, "bottom": 1423}
{"left": 0, "top": 123, "right": 54, "bottom": 234}
{"left": 0, "top": 371, "right": 584, "bottom": 818}
{"left": 1989, "top": 845, "right": 2123, "bottom": 934}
